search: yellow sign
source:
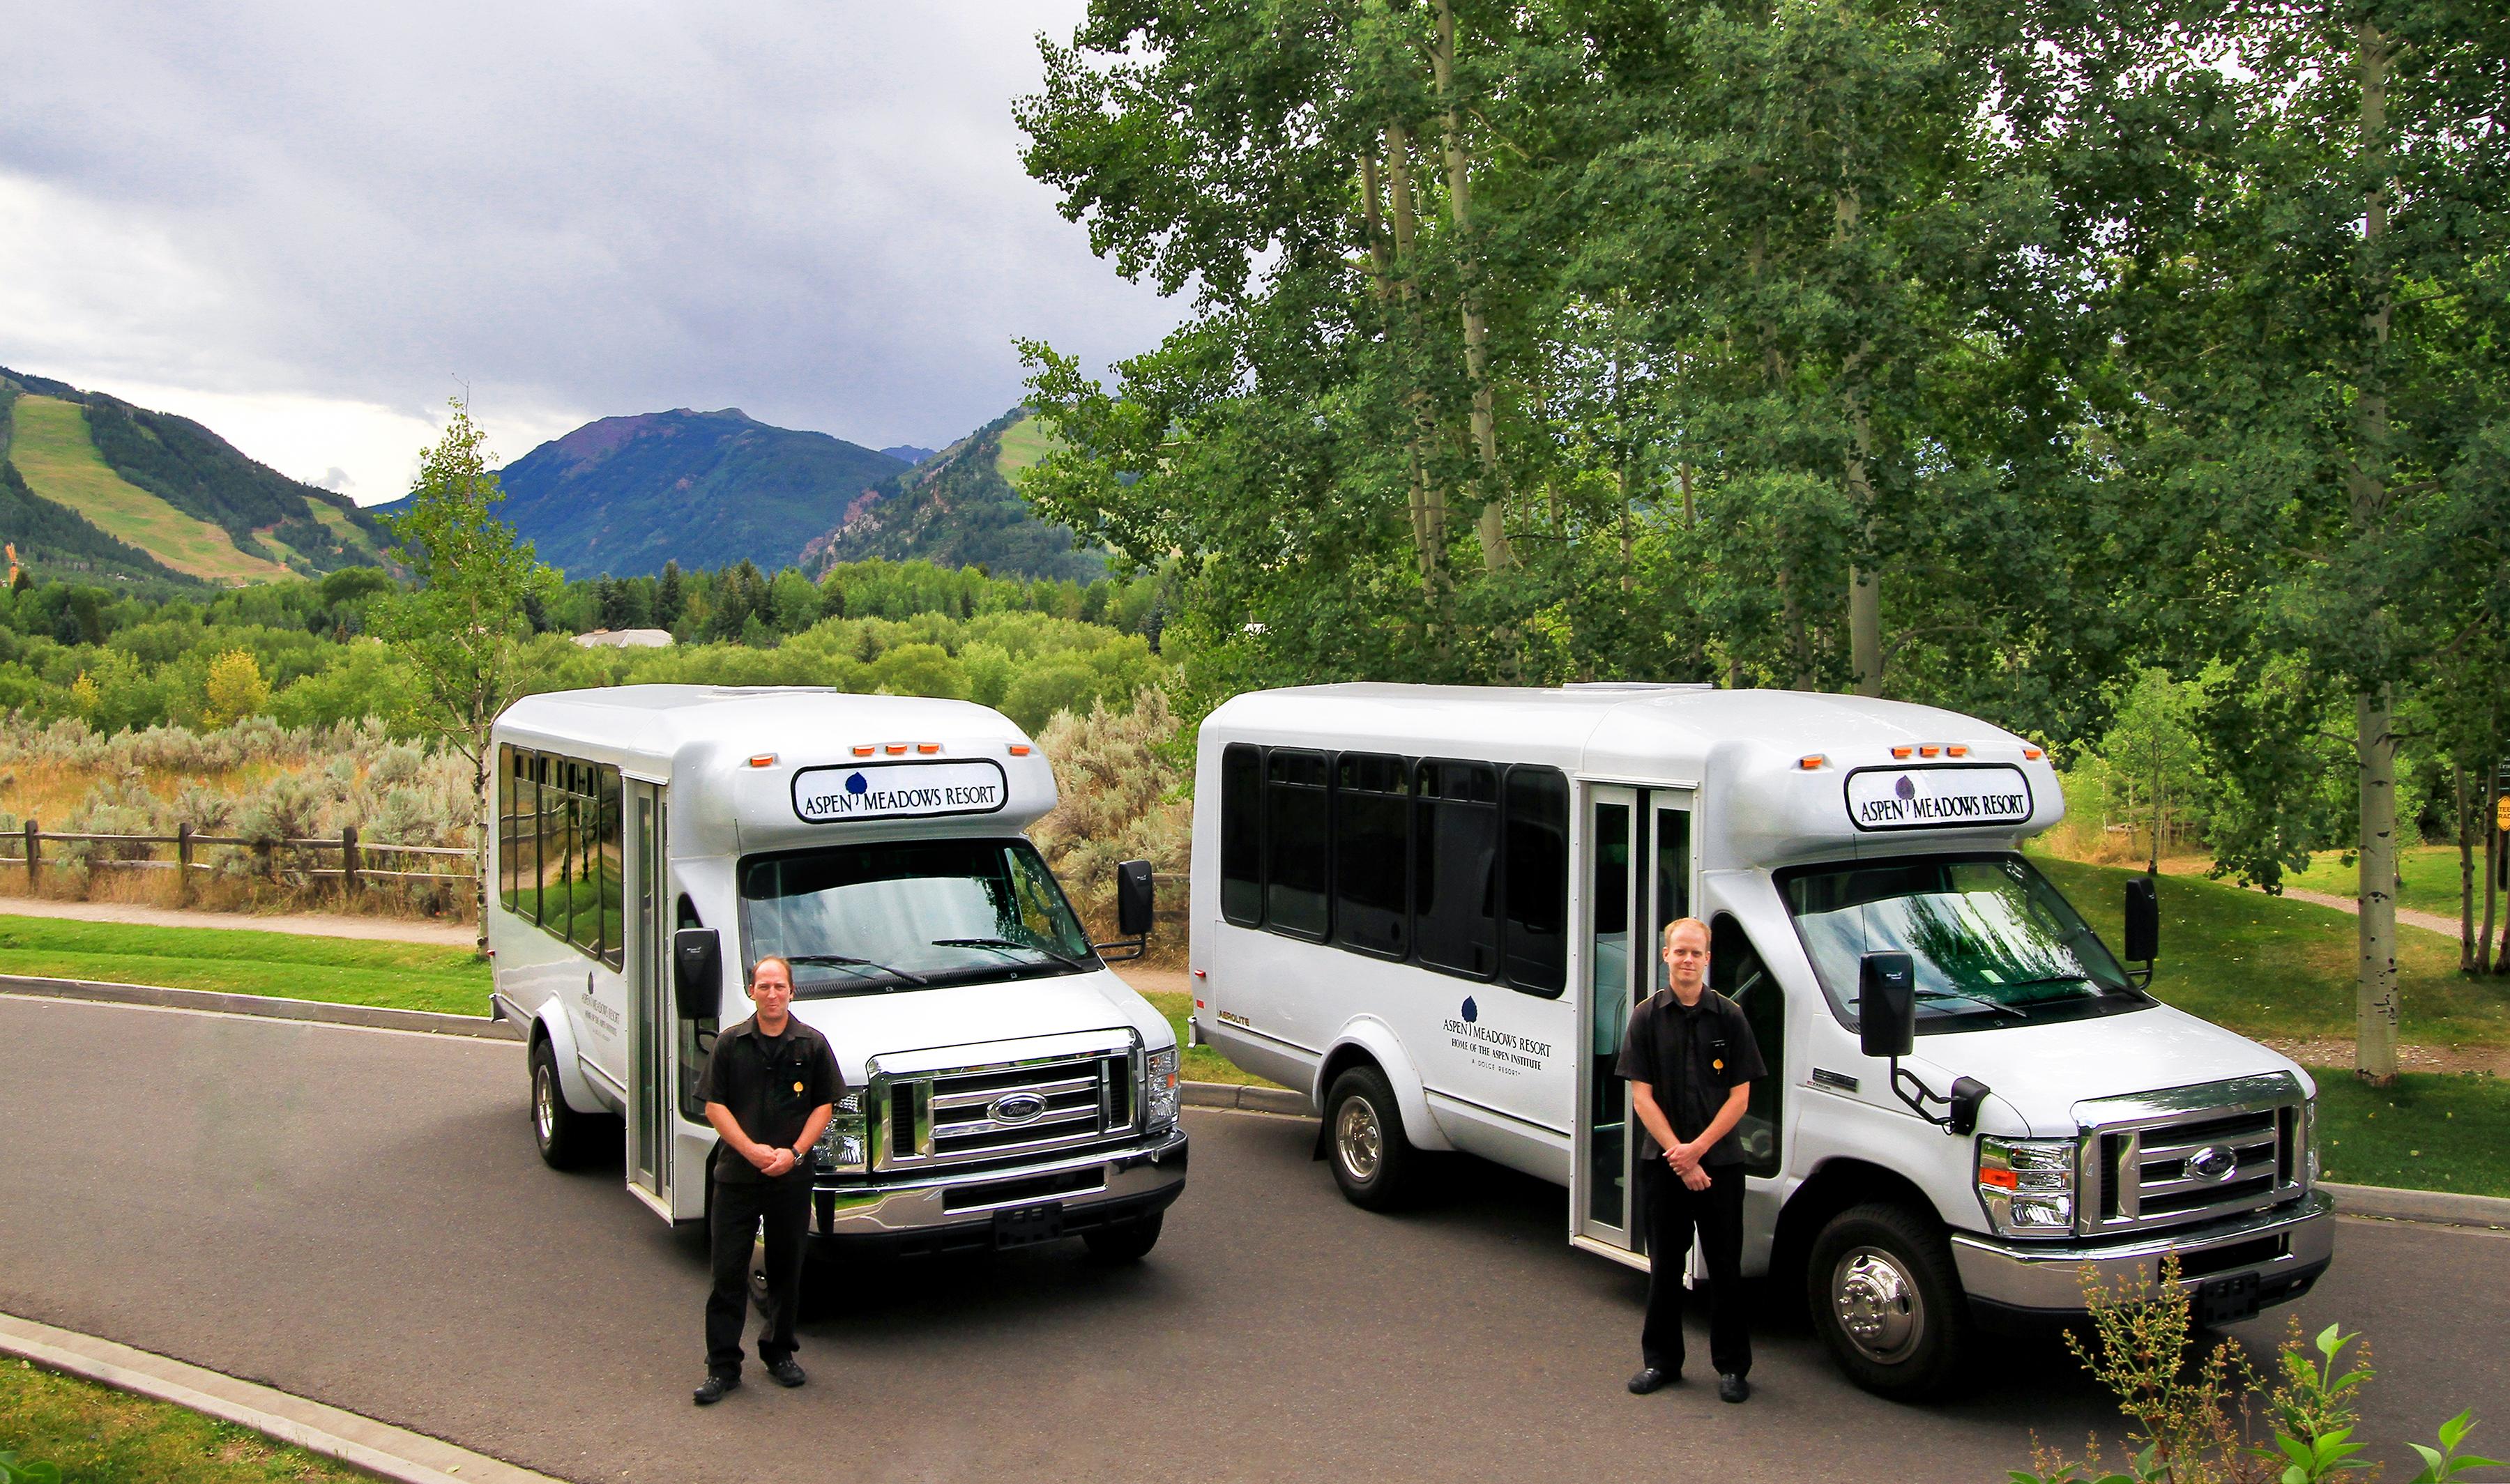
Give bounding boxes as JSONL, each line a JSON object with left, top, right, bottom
{"left": 2496, "top": 795, "right": 2510, "bottom": 832}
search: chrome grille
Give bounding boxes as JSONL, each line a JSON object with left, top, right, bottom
{"left": 868, "top": 1028, "right": 1142, "bottom": 1175}
{"left": 2077, "top": 1073, "right": 2309, "bottom": 1237}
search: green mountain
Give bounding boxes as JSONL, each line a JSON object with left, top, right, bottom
{"left": 800, "top": 407, "right": 1103, "bottom": 582}
{"left": 373, "top": 406, "right": 911, "bottom": 579}
{"left": 0, "top": 367, "right": 391, "bottom": 586}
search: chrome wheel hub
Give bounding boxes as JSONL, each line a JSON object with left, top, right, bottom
{"left": 1335, "top": 1097, "right": 1383, "bottom": 1182}
{"left": 1832, "top": 1246, "right": 1925, "bottom": 1364}
{"left": 533, "top": 1063, "right": 556, "bottom": 1145}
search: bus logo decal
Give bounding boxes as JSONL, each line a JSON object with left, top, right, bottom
{"left": 1461, "top": 996, "right": 1478, "bottom": 1025}
{"left": 791, "top": 759, "right": 1010, "bottom": 824}
{"left": 1843, "top": 765, "right": 2032, "bottom": 832}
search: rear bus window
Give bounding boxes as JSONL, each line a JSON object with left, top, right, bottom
{"left": 1265, "top": 749, "right": 1330, "bottom": 938}
{"left": 1220, "top": 744, "right": 1263, "bottom": 926}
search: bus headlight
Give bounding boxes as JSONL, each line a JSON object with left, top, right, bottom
{"left": 815, "top": 1089, "right": 869, "bottom": 1173}
{"left": 1978, "top": 1135, "right": 2076, "bottom": 1236}
{"left": 1147, "top": 1046, "right": 1180, "bottom": 1131}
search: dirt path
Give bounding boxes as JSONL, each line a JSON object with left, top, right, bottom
{"left": 0, "top": 896, "right": 474, "bottom": 949}
{"left": 2155, "top": 859, "right": 2459, "bottom": 939}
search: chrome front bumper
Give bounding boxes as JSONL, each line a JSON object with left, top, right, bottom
{"left": 1952, "top": 1188, "right": 2335, "bottom": 1316}
{"left": 810, "top": 1126, "right": 1187, "bottom": 1248}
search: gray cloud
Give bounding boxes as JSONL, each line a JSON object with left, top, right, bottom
{"left": 0, "top": 1, "right": 1180, "bottom": 460}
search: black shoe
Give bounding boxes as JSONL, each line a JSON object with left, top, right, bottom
{"left": 766, "top": 1358, "right": 807, "bottom": 1389}
{"left": 1719, "top": 1372, "right": 1751, "bottom": 1404}
{"left": 1627, "top": 1366, "right": 1678, "bottom": 1395}
{"left": 693, "top": 1372, "right": 740, "bottom": 1406}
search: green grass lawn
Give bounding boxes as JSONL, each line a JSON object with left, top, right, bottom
{"left": 0, "top": 915, "right": 488, "bottom": 1016}
{"left": 2037, "top": 858, "right": 2510, "bottom": 1051}
{"left": 2313, "top": 1071, "right": 2510, "bottom": 1198}
{"left": 1141, "top": 988, "right": 1281, "bottom": 1087}
{"left": 0, "top": 1359, "right": 365, "bottom": 1483}
{"left": 2281, "top": 843, "right": 2472, "bottom": 922}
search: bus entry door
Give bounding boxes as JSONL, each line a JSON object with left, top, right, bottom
{"left": 1573, "top": 785, "right": 1694, "bottom": 1257}
{"left": 626, "top": 780, "right": 673, "bottom": 1216}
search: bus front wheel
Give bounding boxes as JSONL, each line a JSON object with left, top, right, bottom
{"left": 1805, "top": 1202, "right": 1972, "bottom": 1400}
{"left": 529, "top": 1038, "right": 595, "bottom": 1170}
{"left": 1323, "top": 1065, "right": 1420, "bottom": 1211}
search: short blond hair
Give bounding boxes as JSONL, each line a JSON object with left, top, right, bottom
{"left": 1661, "top": 917, "right": 1710, "bottom": 950}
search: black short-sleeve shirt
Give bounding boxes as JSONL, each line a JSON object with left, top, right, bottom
{"left": 697, "top": 1016, "right": 842, "bottom": 1186}
{"left": 1615, "top": 988, "right": 1765, "bottom": 1166}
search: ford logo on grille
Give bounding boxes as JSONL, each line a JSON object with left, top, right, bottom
{"left": 989, "top": 1092, "right": 1049, "bottom": 1126}
{"left": 2186, "top": 1145, "right": 2239, "bottom": 1184}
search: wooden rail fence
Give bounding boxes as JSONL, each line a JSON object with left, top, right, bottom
{"left": 1, "top": 819, "right": 473, "bottom": 902}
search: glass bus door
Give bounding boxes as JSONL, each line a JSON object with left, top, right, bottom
{"left": 1574, "top": 785, "right": 1694, "bottom": 1257}
{"left": 627, "top": 780, "right": 671, "bottom": 1211}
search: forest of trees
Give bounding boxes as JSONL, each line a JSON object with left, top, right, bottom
{"left": 1011, "top": 0, "right": 2509, "bottom": 1078}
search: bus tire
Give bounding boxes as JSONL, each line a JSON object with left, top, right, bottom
{"left": 1083, "top": 1213, "right": 1164, "bottom": 1263}
{"left": 1806, "top": 1202, "right": 1972, "bottom": 1400}
{"left": 529, "top": 1037, "right": 595, "bottom": 1170}
{"left": 1323, "top": 1065, "right": 1419, "bottom": 1211}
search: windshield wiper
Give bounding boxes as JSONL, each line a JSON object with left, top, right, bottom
{"left": 931, "top": 937, "right": 1090, "bottom": 972}
{"left": 1916, "top": 988, "right": 2027, "bottom": 1021}
{"left": 782, "top": 952, "right": 927, "bottom": 987}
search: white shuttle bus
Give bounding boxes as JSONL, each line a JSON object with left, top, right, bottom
{"left": 1191, "top": 683, "right": 2332, "bottom": 1396}
{"left": 489, "top": 685, "right": 1187, "bottom": 1264}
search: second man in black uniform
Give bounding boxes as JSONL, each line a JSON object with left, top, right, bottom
{"left": 694, "top": 954, "right": 839, "bottom": 1405}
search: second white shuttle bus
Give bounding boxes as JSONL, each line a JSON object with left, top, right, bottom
{"left": 1191, "top": 683, "right": 2331, "bottom": 1397}
{"left": 489, "top": 685, "right": 1188, "bottom": 1267}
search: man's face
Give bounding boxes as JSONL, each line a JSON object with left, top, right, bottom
{"left": 1663, "top": 926, "right": 1710, "bottom": 993}
{"left": 750, "top": 961, "right": 793, "bottom": 1018}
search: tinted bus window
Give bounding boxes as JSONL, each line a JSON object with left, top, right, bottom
{"left": 1332, "top": 752, "right": 1410, "bottom": 958}
{"left": 1220, "top": 744, "right": 1263, "bottom": 926}
{"left": 1265, "top": 749, "right": 1330, "bottom": 938}
{"left": 1501, "top": 765, "right": 1568, "bottom": 995}
{"left": 1414, "top": 758, "right": 1499, "bottom": 977}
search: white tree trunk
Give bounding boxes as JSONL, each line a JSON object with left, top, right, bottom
{"left": 2355, "top": 691, "right": 2400, "bottom": 1083}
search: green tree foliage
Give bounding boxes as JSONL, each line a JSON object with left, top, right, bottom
{"left": 366, "top": 399, "right": 561, "bottom": 944}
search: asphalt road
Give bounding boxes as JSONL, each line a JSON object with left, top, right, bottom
{"left": 3, "top": 994, "right": 2506, "bottom": 1484}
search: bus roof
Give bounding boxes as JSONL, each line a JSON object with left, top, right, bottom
{"left": 496, "top": 686, "right": 1034, "bottom": 772}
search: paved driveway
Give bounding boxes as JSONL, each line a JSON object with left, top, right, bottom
{"left": 2, "top": 993, "right": 2504, "bottom": 1483}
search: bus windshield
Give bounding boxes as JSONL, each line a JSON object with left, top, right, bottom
{"left": 1778, "top": 853, "right": 2147, "bottom": 1034}
{"left": 738, "top": 838, "right": 1097, "bottom": 997}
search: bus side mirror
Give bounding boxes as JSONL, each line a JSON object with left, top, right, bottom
{"left": 1858, "top": 952, "right": 1917, "bottom": 1060}
{"left": 1116, "top": 859, "right": 1155, "bottom": 939}
{"left": 1095, "top": 859, "right": 1155, "bottom": 963}
{"left": 2123, "top": 876, "right": 2159, "bottom": 966}
{"left": 674, "top": 928, "right": 722, "bottom": 1021}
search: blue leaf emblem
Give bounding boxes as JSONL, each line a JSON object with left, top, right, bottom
{"left": 1895, "top": 775, "right": 1916, "bottom": 800}
{"left": 1461, "top": 996, "right": 1478, "bottom": 1024}
{"left": 845, "top": 772, "right": 869, "bottom": 795}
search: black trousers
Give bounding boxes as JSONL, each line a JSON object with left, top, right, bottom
{"left": 1639, "top": 1160, "right": 1750, "bottom": 1378}
{"left": 706, "top": 1176, "right": 811, "bottom": 1375}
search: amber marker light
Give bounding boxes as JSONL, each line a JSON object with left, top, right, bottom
{"left": 1008, "top": 744, "right": 1033, "bottom": 756}
{"left": 1978, "top": 1166, "right": 2021, "bottom": 1191}
{"left": 884, "top": 743, "right": 909, "bottom": 756}
{"left": 1919, "top": 745, "right": 1941, "bottom": 758}
{"left": 1797, "top": 754, "right": 1827, "bottom": 770}
{"left": 1892, "top": 745, "right": 1914, "bottom": 759}
{"left": 747, "top": 754, "right": 777, "bottom": 768}
{"left": 917, "top": 742, "right": 941, "bottom": 754}
{"left": 852, "top": 744, "right": 875, "bottom": 757}
{"left": 1947, "top": 744, "right": 1970, "bottom": 758}
{"left": 2023, "top": 747, "right": 2045, "bottom": 760}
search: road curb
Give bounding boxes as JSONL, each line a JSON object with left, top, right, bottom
{"left": 2326, "top": 1180, "right": 2510, "bottom": 1230}
{"left": 0, "top": 974, "right": 518, "bottom": 1040}
{"left": 0, "top": 1310, "right": 561, "bottom": 1484}
{"left": 1182, "top": 1080, "right": 1310, "bottom": 1115}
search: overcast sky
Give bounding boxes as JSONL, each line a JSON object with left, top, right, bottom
{"left": 0, "top": 2, "right": 1180, "bottom": 504}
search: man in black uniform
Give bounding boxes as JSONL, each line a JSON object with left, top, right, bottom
{"left": 694, "top": 955, "right": 839, "bottom": 1405}
{"left": 1618, "top": 916, "right": 1766, "bottom": 1403}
